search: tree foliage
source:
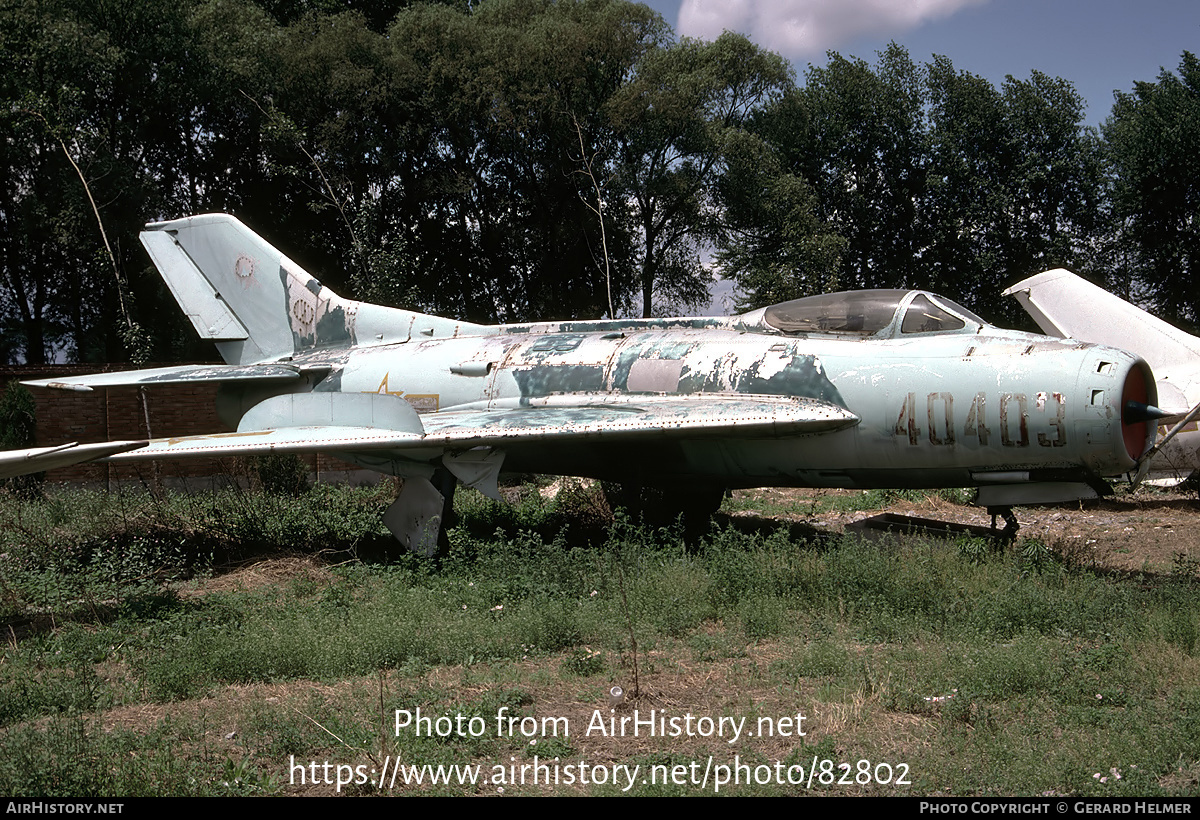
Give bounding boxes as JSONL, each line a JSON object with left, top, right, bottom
{"left": 607, "top": 31, "right": 793, "bottom": 316}
{"left": 721, "top": 44, "right": 1108, "bottom": 324}
{"left": 2, "top": 0, "right": 792, "bottom": 356}
{"left": 0, "top": 0, "right": 1194, "bottom": 363}
{"left": 1105, "top": 52, "right": 1200, "bottom": 328}
{"left": 715, "top": 131, "right": 845, "bottom": 308}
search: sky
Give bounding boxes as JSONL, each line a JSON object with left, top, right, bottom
{"left": 643, "top": 0, "right": 1200, "bottom": 127}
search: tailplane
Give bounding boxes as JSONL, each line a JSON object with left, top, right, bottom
{"left": 1003, "top": 269, "right": 1200, "bottom": 371}
{"left": 1004, "top": 268, "right": 1200, "bottom": 415}
{"left": 140, "top": 214, "right": 487, "bottom": 365}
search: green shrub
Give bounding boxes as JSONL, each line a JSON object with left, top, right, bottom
{"left": 251, "top": 453, "right": 311, "bottom": 496}
{"left": 0, "top": 382, "right": 42, "bottom": 497}
{"left": 562, "top": 646, "right": 605, "bottom": 676}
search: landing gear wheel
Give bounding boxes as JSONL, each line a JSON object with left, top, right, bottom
{"left": 987, "top": 505, "right": 1019, "bottom": 542}
{"left": 602, "top": 482, "right": 725, "bottom": 535}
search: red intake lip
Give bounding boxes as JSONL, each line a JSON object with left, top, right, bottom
{"left": 1121, "top": 364, "right": 1151, "bottom": 462}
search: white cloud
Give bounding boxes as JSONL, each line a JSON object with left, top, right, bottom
{"left": 678, "top": 0, "right": 988, "bottom": 59}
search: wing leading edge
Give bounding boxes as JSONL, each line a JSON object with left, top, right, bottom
{"left": 22, "top": 363, "right": 305, "bottom": 392}
{"left": 0, "top": 440, "right": 149, "bottom": 479}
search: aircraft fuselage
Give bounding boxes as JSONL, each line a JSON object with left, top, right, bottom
{"left": 240, "top": 322, "right": 1150, "bottom": 496}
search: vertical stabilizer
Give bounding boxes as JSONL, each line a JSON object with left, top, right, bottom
{"left": 140, "top": 214, "right": 358, "bottom": 364}
{"left": 1004, "top": 268, "right": 1200, "bottom": 414}
{"left": 140, "top": 214, "right": 490, "bottom": 365}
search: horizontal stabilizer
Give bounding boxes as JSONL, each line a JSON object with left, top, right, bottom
{"left": 23, "top": 364, "right": 303, "bottom": 392}
{"left": 0, "top": 440, "right": 148, "bottom": 478}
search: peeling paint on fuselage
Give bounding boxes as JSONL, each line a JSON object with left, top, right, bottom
{"left": 512, "top": 365, "right": 606, "bottom": 403}
{"left": 676, "top": 349, "right": 844, "bottom": 406}
{"left": 282, "top": 264, "right": 358, "bottom": 352}
{"left": 263, "top": 317, "right": 1149, "bottom": 492}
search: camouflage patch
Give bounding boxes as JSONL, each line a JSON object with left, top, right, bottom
{"left": 677, "top": 352, "right": 845, "bottom": 406}
{"left": 512, "top": 365, "right": 605, "bottom": 404}
{"left": 529, "top": 334, "right": 586, "bottom": 355}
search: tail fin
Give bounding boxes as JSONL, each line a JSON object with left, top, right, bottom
{"left": 140, "top": 214, "right": 486, "bottom": 365}
{"left": 1003, "top": 268, "right": 1200, "bottom": 372}
{"left": 1004, "top": 268, "right": 1200, "bottom": 413}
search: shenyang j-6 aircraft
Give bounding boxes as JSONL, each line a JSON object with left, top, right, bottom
{"left": 0, "top": 215, "right": 1166, "bottom": 553}
{"left": 1005, "top": 268, "right": 1200, "bottom": 485}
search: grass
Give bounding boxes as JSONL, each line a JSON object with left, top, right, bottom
{"left": 0, "top": 481, "right": 1198, "bottom": 796}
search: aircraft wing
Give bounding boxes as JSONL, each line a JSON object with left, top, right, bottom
{"left": 0, "top": 392, "right": 857, "bottom": 488}
{"left": 0, "top": 440, "right": 149, "bottom": 478}
{"left": 22, "top": 363, "right": 304, "bottom": 392}
{"left": 7, "top": 393, "right": 844, "bottom": 475}
{"left": 97, "top": 393, "right": 859, "bottom": 463}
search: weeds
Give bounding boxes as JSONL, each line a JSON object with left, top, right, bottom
{"left": 251, "top": 454, "right": 311, "bottom": 496}
{"left": 1171, "top": 551, "right": 1200, "bottom": 580}
{"left": 1, "top": 482, "right": 1199, "bottom": 795}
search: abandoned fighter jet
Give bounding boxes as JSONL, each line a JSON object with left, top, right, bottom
{"left": 1005, "top": 268, "right": 1200, "bottom": 485}
{"left": 0, "top": 215, "right": 1165, "bottom": 553}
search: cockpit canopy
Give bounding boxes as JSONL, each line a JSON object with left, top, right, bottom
{"left": 744, "top": 289, "right": 987, "bottom": 339}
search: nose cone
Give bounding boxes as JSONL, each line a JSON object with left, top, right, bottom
{"left": 1071, "top": 348, "right": 1158, "bottom": 477}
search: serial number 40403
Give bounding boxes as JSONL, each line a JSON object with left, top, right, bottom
{"left": 894, "top": 391, "right": 1067, "bottom": 448}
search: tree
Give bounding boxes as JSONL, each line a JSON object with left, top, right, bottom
{"left": 368, "top": 0, "right": 663, "bottom": 322}
{"left": 926, "top": 58, "right": 1105, "bottom": 323}
{"left": 1105, "top": 52, "right": 1200, "bottom": 328}
{"left": 787, "top": 45, "right": 929, "bottom": 292}
{"left": 714, "top": 130, "right": 845, "bottom": 309}
{"left": 0, "top": 0, "right": 122, "bottom": 363}
{"left": 0, "top": 0, "right": 258, "bottom": 363}
{"left": 606, "top": 32, "right": 793, "bottom": 316}
{"left": 724, "top": 45, "right": 1105, "bottom": 323}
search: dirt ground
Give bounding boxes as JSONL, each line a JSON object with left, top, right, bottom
{"left": 727, "top": 485, "right": 1200, "bottom": 575}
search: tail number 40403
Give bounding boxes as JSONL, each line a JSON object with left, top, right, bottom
{"left": 894, "top": 391, "right": 1066, "bottom": 448}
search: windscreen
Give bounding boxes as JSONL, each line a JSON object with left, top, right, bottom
{"left": 901, "top": 294, "right": 966, "bottom": 333}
